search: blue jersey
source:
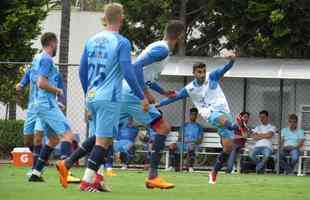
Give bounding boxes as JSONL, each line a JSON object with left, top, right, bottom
{"left": 116, "top": 125, "right": 139, "bottom": 142}
{"left": 30, "top": 52, "right": 60, "bottom": 108}
{"left": 79, "top": 31, "right": 144, "bottom": 102}
{"left": 183, "top": 122, "right": 203, "bottom": 143}
{"left": 20, "top": 66, "right": 65, "bottom": 109}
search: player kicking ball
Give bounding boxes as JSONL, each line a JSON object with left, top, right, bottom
{"left": 157, "top": 52, "right": 238, "bottom": 184}
{"left": 119, "top": 20, "right": 185, "bottom": 189}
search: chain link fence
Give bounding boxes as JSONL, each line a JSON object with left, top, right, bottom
{"left": 1, "top": 62, "right": 310, "bottom": 172}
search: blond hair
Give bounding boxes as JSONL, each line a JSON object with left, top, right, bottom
{"left": 103, "top": 3, "right": 124, "bottom": 24}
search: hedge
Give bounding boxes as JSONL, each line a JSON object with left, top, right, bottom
{"left": 0, "top": 120, "right": 24, "bottom": 159}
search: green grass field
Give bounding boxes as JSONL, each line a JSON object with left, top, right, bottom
{"left": 1, "top": 164, "right": 309, "bottom": 200}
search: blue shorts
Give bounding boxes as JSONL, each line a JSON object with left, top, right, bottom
{"left": 34, "top": 102, "right": 71, "bottom": 135}
{"left": 208, "top": 111, "right": 234, "bottom": 139}
{"left": 114, "top": 140, "right": 134, "bottom": 153}
{"left": 23, "top": 110, "right": 37, "bottom": 135}
{"left": 87, "top": 100, "right": 121, "bottom": 138}
{"left": 24, "top": 111, "right": 46, "bottom": 135}
{"left": 120, "top": 102, "right": 161, "bottom": 125}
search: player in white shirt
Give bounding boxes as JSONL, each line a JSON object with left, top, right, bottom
{"left": 250, "top": 110, "right": 276, "bottom": 173}
{"left": 157, "top": 53, "right": 239, "bottom": 184}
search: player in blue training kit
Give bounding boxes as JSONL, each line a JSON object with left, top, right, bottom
{"left": 157, "top": 53, "right": 239, "bottom": 184}
{"left": 169, "top": 108, "right": 203, "bottom": 172}
{"left": 56, "top": 3, "right": 146, "bottom": 192}
{"left": 27, "top": 32, "right": 75, "bottom": 183}
{"left": 16, "top": 66, "right": 65, "bottom": 173}
{"left": 120, "top": 20, "right": 185, "bottom": 189}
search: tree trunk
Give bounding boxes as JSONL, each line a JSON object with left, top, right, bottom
{"left": 177, "top": 0, "right": 187, "bottom": 56}
{"left": 59, "top": 0, "right": 71, "bottom": 113}
{"left": 8, "top": 101, "right": 16, "bottom": 120}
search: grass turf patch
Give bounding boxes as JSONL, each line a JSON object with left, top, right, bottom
{"left": 0, "top": 164, "right": 309, "bottom": 200}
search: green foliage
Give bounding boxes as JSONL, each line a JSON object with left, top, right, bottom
{"left": 0, "top": 0, "right": 50, "bottom": 106}
{"left": 0, "top": 120, "right": 24, "bottom": 158}
{"left": 208, "top": 0, "right": 310, "bottom": 58}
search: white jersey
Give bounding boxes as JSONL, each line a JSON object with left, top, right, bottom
{"left": 136, "top": 40, "right": 170, "bottom": 82}
{"left": 185, "top": 77, "right": 230, "bottom": 120}
{"left": 122, "top": 40, "right": 170, "bottom": 102}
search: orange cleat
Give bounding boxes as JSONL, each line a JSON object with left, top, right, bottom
{"left": 106, "top": 169, "right": 117, "bottom": 177}
{"left": 145, "top": 177, "right": 175, "bottom": 189}
{"left": 56, "top": 160, "right": 69, "bottom": 188}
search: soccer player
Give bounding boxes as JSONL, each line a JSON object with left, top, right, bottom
{"left": 157, "top": 53, "right": 238, "bottom": 184}
{"left": 119, "top": 20, "right": 184, "bottom": 189}
{"left": 169, "top": 107, "right": 203, "bottom": 172}
{"left": 27, "top": 32, "right": 76, "bottom": 183}
{"left": 57, "top": 3, "right": 146, "bottom": 192}
{"left": 56, "top": 18, "right": 184, "bottom": 190}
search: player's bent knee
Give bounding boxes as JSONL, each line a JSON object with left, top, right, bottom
{"left": 33, "top": 133, "right": 43, "bottom": 146}
{"left": 62, "top": 131, "right": 74, "bottom": 142}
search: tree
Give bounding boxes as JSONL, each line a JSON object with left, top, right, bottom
{"left": 206, "top": 0, "right": 310, "bottom": 58}
{"left": 0, "top": 0, "right": 50, "bottom": 119}
{"left": 58, "top": 0, "right": 71, "bottom": 112}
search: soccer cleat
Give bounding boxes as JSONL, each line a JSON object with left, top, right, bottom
{"left": 93, "top": 173, "right": 112, "bottom": 192}
{"left": 106, "top": 169, "right": 117, "bottom": 177}
{"left": 208, "top": 171, "right": 217, "bottom": 184}
{"left": 28, "top": 174, "right": 44, "bottom": 182}
{"left": 145, "top": 177, "right": 175, "bottom": 189}
{"left": 80, "top": 181, "right": 101, "bottom": 192}
{"left": 67, "top": 172, "right": 81, "bottom": 183}
{"left": 56, "top": 160, "right": 69, "bottom": 188}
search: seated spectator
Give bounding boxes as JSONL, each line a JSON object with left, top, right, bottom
{"left": 139, "top": 127, "right": 156, "bottom": 170}
{"left": 104, "top": 116, "right": 139, "bottom": 174}
{"left": 226, "top": 111, "right": 250, "bottom": 173}
{"left": 250, "top": 110, "right": 276, "bottom": 174}
{"left": 280, "top": 114, "right": 305, "bottom": 175}
{"left": 169, "top": 108, "right": 203, "bottom": 172}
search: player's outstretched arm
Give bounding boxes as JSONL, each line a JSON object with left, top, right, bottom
{"left": 157, "top": 87, "right": 189, "bottom": 107}
{"left": 79, "top": 46, "right": 89, "bottom": 95}
{"left": 209, "top": 59, "right": 235, "bottom": 81}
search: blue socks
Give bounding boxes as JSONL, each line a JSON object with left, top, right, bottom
{"left": 149, "top": 134, "right": 167, "bottom": 179}
{"left": 105, "top": 146, "right": 114, "bottom": 169}
{"left": 32, "top": 145, "right": 42, "bottom": 169}
{"left": 34, "top": 145, "right": 54, "bottom": 172}
{"left": 87, "top": 145, "right": 107, "bottom": 172}
{"left": 60, "top": 141, "right": 72, "bottom": 160}
{"left": 213, "top": 151, "right": 229, "bottom": 173}
{"left": 65, "top": 135, "right": 96, "bottom": 169}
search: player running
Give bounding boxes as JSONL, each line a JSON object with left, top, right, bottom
{"left": 26, "top": 32, "right": 76, "bottom": 183}
{"left": 57, "top": 3, "right": 146, "bottom": 192}
{"left": 157, "top": 53, "right": 239, "bottom": 184}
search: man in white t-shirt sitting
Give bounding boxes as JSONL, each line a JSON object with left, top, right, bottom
{"left": 250, "top": 110, "right": 276, "bottom": 173}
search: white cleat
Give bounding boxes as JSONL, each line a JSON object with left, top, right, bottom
{"left": 188, "top": 167, "right": 194, "bottom": 173}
